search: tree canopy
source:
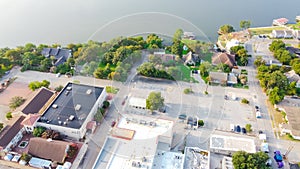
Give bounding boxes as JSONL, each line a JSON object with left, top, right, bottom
{"left": 218, "top": 24, "right": 235, "bottom": 34}
{"left": 240, "top": 20, "right": 251, "bottom": 30}
{"left": 146, "top": 92, "right": 164, "bottom": 111}
{"left": 232, "top": 151, "right": 269, "bottom": 169}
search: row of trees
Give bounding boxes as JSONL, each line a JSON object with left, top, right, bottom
{"left": 218, "top": 20, "right": 251, "bottom": 35}
{"left": 232, "top": 151, "right": 269, "bottom": 169}
{"left": 256, "top": 63, "right": 297, "bottom": 104}
{"left": 269, "top": 40, "right": 300, "bottom": 74}
{"left": 230, "top": 45, "right": 250, "bottom": 66}
{"left": 28, "top": 80, "right": 50, "bottom": 91}
{"left": 137, "top": 62, "right": 173, "bottom": 80}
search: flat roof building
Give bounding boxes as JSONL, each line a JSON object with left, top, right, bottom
{"left": 36, "top": 82, "right": 107, "bottom": 140}
{"left": 92, "top": 115, "right": 174, "bottom": 169}
{"left": 184, "top": 147, "right": 210, "bottom": 169}
{"left": 210, "top": 134, "right": 256, "bottom": 155}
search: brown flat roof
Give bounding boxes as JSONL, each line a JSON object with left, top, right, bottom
{"left": 111, "top": 127, "right": 135, "bottom": 140}
{"left": 22, "top": 87, "right": 54, "bottom": 115}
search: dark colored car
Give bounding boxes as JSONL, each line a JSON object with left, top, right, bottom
{"left": 178, "top": 114, "right": 187, "bottom": 120}
{"left": 187, "top": 116, "right": 193, "bottom": 125}
{"left": 111, "top": 121, "right": 116, "bottom": 127}
{"left": 242, "top": 127, "right": 246, "bottom": 134}
{"left": 224, "top": 95, "right": 228, "bottom": 100}
{"left": 255, "top": 105, "right": 259, "bottom": 110}
{"left": 236, "top": 125, "right": 241, "bottom": 132}
{"left": 193, "top": 118, "right": 197, "bottom": 126}
{"left": 259, "top": 130, "right": 263, "bottom": 134}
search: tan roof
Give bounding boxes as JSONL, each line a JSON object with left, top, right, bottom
{"left": 209, "top": 72, "right": 228, "bottom": 83}
{"left": 0, "top": 116, "right": 25, "bottom": 150}
{"left": 28, "top": 137, "right": 71, "bottom": 163}
{"left": 21, "top": 114, "right": 40, "bottom": 126}
{"left": 212, "top": 52, "right": 236, "bottom": 68}
{"left": 276, "top": 97, "right": 300, "bottom": 137}
{"left": 111, "top": 127, "right": 135, "bottom": 140}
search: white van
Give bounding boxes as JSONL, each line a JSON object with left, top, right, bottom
{"left": 256, "top": 111, "right": 262, "bottom": 118}
{"left": 261, "top": 142, "right": 269, "bottom": 153}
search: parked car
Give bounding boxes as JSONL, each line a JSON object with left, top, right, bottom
{"left": 261, "top": 143, "right": 269, "bottom": 153}
{"left": 236, "top": 125, "right": 241, "bottom": 132}
{"left": 178, "top": 114, "right": 187, "bottom": 120}
{"left": 56, "top": 73, "right": 61, "bottom": 77}
{"left": 266, "top": 158, "right": 272, "bottom": 167}
{"left": 255, "top": 105, "right": 259, "bottom": 110}
{"left": 230, "top": 124, "right": 235, "bottom": 131}
{"left": 256, "top": 111, "right": 262, "bottom": 118}
{"left": 258, "top": 130, "right": 263, "bottom": 134}
{"left": 187, "top": 116, "right": 193, "bottom": 125}
{"left": 242, "top": 127, "right": 246, "bottom": 134}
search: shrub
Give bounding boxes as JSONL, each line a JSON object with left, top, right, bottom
{"left": 102, "top": 100, "right": 110, "bottom": 109}
{"left": 21, "top": 153, "right": 32, "bottom": 162}
{"left": 241, "top": 98, "right": 249, "bottom": 104}
{"left": 6, "top": 112, "right": 12, "bottom": 119}
{"left": 204, "top": 91, "right": 208, "bottom": 95}
{"left": 54, "top": 85, "right": 64, "bottom": 92}
{"left": 0, "top": 123, "right": 3, "bottom": 131}
{"left": 183, "top": 88, "right": 193, "bottom": 94}
{"left": 9, "top": 96, "right": 26, "bottom": 109}
{"left": 198, "top": 120, "right": 204, "bottom": 127}
{"left": 245, "top": 124, "right": 252, "bottom": 132}
{"left": 33, "top": 126, "right": 46, "bottom": 137}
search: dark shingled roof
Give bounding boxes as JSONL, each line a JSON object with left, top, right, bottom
{"left": 41, "top": 48, "right": 72, "bottom": 66}
{"left": 0, "top": 116, "right": 25, "bottom": 150}
{"left": 28, "top": 137, "right": 71, "bottom": 163}
{"left": 22, "top": 87, "right": 54, "bottom": 115}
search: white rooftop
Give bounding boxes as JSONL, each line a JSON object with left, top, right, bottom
{"left": 93, "top": 116, "right": 174, "bottom": 169}
{"left": 117, "top": 115, "right": 173, "bottom": 140}
{"left": 152, "top": 150, "right": 184, "bottom": 169}
{"left": 210, "top": 134, "right": 256, "bottom": 153}
{"left": 128, "top": 97, "right": 146, "bottom": 109}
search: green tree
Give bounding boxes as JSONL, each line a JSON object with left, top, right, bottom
{"left": 173, "top": 29, "right": 183, "bottom": 41}
{"left": 40, "top": 58, "right": 52, "bottom": 72}
{"left": 146, "top": 34, "right": 162, "bottom": 49}
{"left": 6, "top": 112, "right": 12, "bottom": 119}
{"left": 24, "top": 43, "right": 36, "bottom": 53}
{"left": 199, "top": 61, "right": 212, "bottom": 77}
{"left": 54, "top": 85, "right": 64, "bottom": 92}
{"left": 198, "top": 120, "right": 204, "bottom": 127}
{"left": 217, "top": 63, "right": 230, "bottom": 73}
{"left": 146, "top": 92, "right": 164, "bottom": 111}
{"left": 245, "top": 124, "right": 252, "bottom": 132}
{"left": 218, "top": 24, "right": 235, "bottom": 34}
{"left": 239, "top": 20, "right": 251, "bottom": 30}
{"left": 28, "top": 80, "right": 50, "bottom": 91}
{"left": 254, "top": 56, "right": 266, "bottom": 67}
{"left": 33, "top": 126, "right": 46, "bottom": 137}
{"left": 183, "top": 88, "right": 193, "bottom": 94}
{"left": 269, "top": 40, "right": 285, "bottom": 52}
{"left": 102, "top": 100, "right": 110, "bottom": 109}
{"left": 268, "top": 87, "right": 284, "bottom": 104}
{"left": 267, "top": 70, "right": 288, "bottom": 91}
{"left": 171, "top": 40, "right": 183, "bottom": 57}
{"left": 148, "top": 54, "right": 162, "bottom": 64}
{"left": 232, "top": 151, "right": 269, "bottom": 169}
{"left": 241, "top": 98, "right": 249, "bottom": 104}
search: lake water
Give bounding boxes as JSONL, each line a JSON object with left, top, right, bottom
{"left": 0, "top": 0, "right": 299, "bottom": 47}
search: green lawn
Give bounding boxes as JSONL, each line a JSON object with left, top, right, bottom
{"left": 176, "top": 64, "right": 198, "bottom": 83}
{"left": 202, "top": 53, "right": 213, "bottom": 63}
{"left": 248, "top": 26, "right": 285, "bottom": 35}
{"left": 181, "top": 39, "right": 198, "bottom": 46}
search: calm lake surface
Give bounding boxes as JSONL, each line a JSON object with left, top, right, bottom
{"left": 0, "top": 0, "right": 299, "bottom": 47}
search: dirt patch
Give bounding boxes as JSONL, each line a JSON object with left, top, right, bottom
{"left": 0, "top": 82, "right": 32, "bottom": 106}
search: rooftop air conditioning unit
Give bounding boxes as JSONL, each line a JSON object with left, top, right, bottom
{"left": 66, "top": 86, "right": 72, "bottom": 91}
{"left": 64, "top": 121, "right": 67, "bottom": 125}
{"left": 69, "top": 115, "right": 75, "bottom": 121}
{"left": 58, "top": 121, "right": 62, "bottom": 125}
{"left": 75, "top": 104, "right": 81, "bottom": 111}
{"left": 86, "top": 89, "right": 92, "bottom": 95}
{"left": 52, "top": 104, "right": 58, "bottom": 109}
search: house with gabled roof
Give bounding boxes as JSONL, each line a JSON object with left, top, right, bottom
{"left": 41, "top": 48, "right": 72, "bottom": 66}
{"left": 28, "top": 137, "right": 72, "bottom": 163}
{"left": 0, "top": 116, "right": 26, "bottom": 153}
{"left": 212, "top": 52, "right": 236, "bottom": 68}
{"left": 183, "top": 51, "right": 199, "bottom": 65}
{"left": 285, "top": 70, "right": 300, "bottom": 88}
{"left": 21, "top": 114, "right": 41, "bottom": 133}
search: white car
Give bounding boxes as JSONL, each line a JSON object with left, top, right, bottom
{"left": 256, "top": 111, "right": 262, "bottom": 118}
{"left": 261, "top": 142, "right": 269, "bottom": 153}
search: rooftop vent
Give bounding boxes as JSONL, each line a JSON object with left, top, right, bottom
{"left": 66, "top": 86, "right": 72, "bottom": 91}
{"left": 58, "top": 121, "right": 62, "bottom": 125}
{"left": 52, "top": 104, "right": 58, "bottom": 109}
{"left": 63, "top": 121, "right": 67, "bottom": 125}
{"left": 86, "top": 89, "right": 92, "bottom": 95}
{"left": 75, "top": 104, "right": 81, "bottom": 111}
{"left": 69, "top": 115, "right": 75, "bottom": 121}
{"left": 65, "top": 91, "right": 70, "bottom": 96}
